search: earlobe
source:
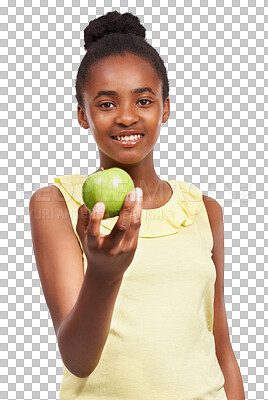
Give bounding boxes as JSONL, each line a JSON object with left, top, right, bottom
{"left": 162, "top": 97, "right": 170, "bottom": 123}
{"left": 77, "top": 105, "right": 89, "bottom": 129}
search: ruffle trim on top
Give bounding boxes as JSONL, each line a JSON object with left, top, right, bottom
{"left": 53, "top": 174, "right": 203, "bottom": 238}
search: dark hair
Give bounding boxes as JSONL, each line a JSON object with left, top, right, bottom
{"left": 75, "top": 11, "right": 169, "bottom": 109}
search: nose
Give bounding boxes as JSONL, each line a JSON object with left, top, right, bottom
{"left": 114, "top": 103, "right": 139, "bottom": 126}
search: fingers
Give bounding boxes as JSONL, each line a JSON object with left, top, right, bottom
{"left": 108, "top": 188, "right": 143, "bottom": 247}
{"left": 76, "top": 204, "right": 90, "bottom": 241}
{"left": 107, "top": 189, "right": 135, "bottom": 245}
{"left": 122, "top": 187, "right": 143, "bottom": 246}
{"left": 86, "top": 202, "right": 105, "bottom": 247}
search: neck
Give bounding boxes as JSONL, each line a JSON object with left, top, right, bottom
{"left": 95, "top": 154, "right": 171, "bottom": 209}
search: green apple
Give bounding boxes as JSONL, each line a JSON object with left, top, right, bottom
{"left": 82, "top": 167, "right": 135, "bottom": 219}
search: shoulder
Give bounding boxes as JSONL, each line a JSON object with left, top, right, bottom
{"left": 29, "top": 186, "right": 69, "bottom": 222}
{"left": 30, "top": 184, "right": 59, "bottom": 198}
{"left": 202, "top": 194, "right": 224, "bottom": 253}
{"left": 30, "top": 185, "right": 64, "bottom": 205}
{"left": 202, "top": 194, "right": 223, "bottom": 219}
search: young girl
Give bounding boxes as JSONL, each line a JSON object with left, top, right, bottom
{"left": 29, "top": 11, "right": 245, "bottom": 400}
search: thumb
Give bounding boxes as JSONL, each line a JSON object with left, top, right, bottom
{"left": 76, "top": 204, "right": 90, "bottom": 240}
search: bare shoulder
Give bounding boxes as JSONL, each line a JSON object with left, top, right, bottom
{"left": 30, "top": 184, "right": 72, "bottom": 220}
{"left": 202, "top": 193, "right": 219, "bottom": 205}
{"left": 202, "top": 194, "right": 223, "bottom": 219}
{"left": 30, "top": 184, "right": 66, "bottom": 206}
{"left": 202, "top": 194, "right": 224, "bottom": 254}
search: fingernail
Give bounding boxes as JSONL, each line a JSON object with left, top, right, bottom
{"left": 129, "top": 190, "right": 136, "bottom": 202}
{"left": 95, "top": 202, "right": 104, "bottom": 213}
{"left": 136, "top": 187, "right": 143, "bottom": 201}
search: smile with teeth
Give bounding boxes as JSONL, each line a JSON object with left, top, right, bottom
{"left": 112, "top": 134, "right": 144, "bottom": 141}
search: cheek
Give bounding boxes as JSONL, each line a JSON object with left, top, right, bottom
{"left": 147, "top": 103, "right": 163, "bottom": 123}
{"left": 89, "top": 112, "right": 111, "bottom": 134}
{"left": 93, "top": 111, "right": 110, "bottom": 125}
{"left": 147, "top": 107, "right": 164, "bottom": 131}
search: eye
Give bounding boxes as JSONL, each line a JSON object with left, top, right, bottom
{"left": 98, "top": 102, "right": 115, "bottom": 109}
{"left": 138, "top": 99, "right": 152, "bottom": 106}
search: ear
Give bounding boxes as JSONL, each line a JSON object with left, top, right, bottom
{"left": 77, "top": 105, "right": 89, "bottom": 129}
{"left": 162, "top": 97, "right": 170, "bottom": 124}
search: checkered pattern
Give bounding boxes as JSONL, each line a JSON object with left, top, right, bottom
{"left": 1, "top": 1, "right": 267, "bottom": 399}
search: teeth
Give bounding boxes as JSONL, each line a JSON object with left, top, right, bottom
{"left": 113, "top": 134, "right": 143, "bottom": 141}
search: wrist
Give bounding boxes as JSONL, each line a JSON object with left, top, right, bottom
{"left": 85, "top": 262, "right": 124, "bottom": 288}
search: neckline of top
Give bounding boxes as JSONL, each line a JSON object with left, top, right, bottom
{"left": 52, "top": 174, "right": 203, "bottom": 238}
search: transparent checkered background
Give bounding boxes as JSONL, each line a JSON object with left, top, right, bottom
{"left": 1, "top": 1, "right": 267, "bottom": 399}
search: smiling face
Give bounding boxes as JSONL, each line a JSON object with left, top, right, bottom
{"left": 77, "top": 52, "right": 170, "bottom": 169}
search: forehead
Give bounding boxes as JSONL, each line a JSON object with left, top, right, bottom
{"left": 85, "top": 53, "right": 161, "bottom": 97}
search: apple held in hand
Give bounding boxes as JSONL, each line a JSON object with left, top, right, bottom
{"left": 82, "top": 167, "right": 135, "bottom": 219}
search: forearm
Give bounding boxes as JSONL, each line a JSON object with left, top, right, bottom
{"left": 219, "top": 350, "right": 245, "bottom": 400}
{"left": 57, "top": 264, "right": 123, "bottom": 378}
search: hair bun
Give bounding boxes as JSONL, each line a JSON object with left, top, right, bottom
{"left": 84, "top": 11, "right": 146, "bottom": 51}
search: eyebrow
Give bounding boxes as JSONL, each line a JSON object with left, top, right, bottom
{"left": 93, "top": 87, "right": 156, "bottom": 101}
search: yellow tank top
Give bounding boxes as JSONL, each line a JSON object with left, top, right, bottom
{"left": 52, "top": 174, "right": 227, "bottom": 400}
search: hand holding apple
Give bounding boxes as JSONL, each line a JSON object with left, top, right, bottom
{"left": 76, "top": 185, "right": 143, "bottom": 285}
